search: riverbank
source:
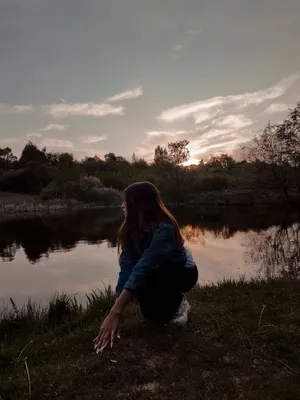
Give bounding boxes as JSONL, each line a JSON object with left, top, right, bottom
{"left": 0, "top": 192, "right": 121, "bottom": 221}
{"left": 1, "top": 278, "right": 300, "bottom": 400}
{"left": 1, "top": 189, "right": 299, "bottom": 221}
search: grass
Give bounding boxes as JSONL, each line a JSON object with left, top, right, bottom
{"left": 0, "top": 191, "right": 121, "bottom": 221}
{"left": 1, "top": 278, "right": 300, "bottom": 399}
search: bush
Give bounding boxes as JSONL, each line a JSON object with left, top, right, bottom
{"left": 0, "top": 166, "right": 53, "bottom": 194}
{"left": 87, "top": 187, "right": 122, "bottom": 205}
{"left": 196, "top": 175, "right": 230, "bottom": 192}
{"left": 41, "top": 176, "right": 121, "bottom": 205}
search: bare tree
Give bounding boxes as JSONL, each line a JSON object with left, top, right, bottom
{"left": 243, "top": 103, "right": 300, "bottom": 202}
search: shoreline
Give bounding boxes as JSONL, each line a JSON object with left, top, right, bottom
{"left": 1, "top": 278, "right": 300, "bottom": 399}
{"left": 0, "top": 189, "right": 299, "bottom": 221}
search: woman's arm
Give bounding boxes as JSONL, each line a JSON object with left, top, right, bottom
{"left": 115, "top": 250, "right": 136, "bottom": 296}
{"left": 94, "top": 224, "right": 177, "bottom": 352}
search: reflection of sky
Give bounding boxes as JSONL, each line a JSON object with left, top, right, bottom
{"left": 0, "top": 228, "right": 260, "bottom": 307}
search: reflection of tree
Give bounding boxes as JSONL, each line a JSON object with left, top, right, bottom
{"left": 0, "top": 242, "right": 20, "bottom": 262}
{"left": 181, "top": 225, "right": 205, "bottom": 245}
{"left": 180, "top": 224, "right": 233, "bottom": 245}
{"left": 0, "top": 209, "right": 122, "bottom": 263}
{"left": 248, "top": 222, "right": 300, "bottom": 278}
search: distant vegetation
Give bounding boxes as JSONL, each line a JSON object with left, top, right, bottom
{"left": 0, "top": 103, "right": 300, "bottom": 205}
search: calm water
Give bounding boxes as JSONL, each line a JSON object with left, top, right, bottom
{"left": 0, "top": 206, "right": 299, "bottom": 308}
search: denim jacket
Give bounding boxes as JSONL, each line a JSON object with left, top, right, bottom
{"left": 115, "top": 222, "right": 196, "bottom": 296}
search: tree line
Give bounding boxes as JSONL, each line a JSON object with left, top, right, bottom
{"left": 0, "top": 102, "right": 299, "bottom": 204}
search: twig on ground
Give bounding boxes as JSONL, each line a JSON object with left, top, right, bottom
{"left": 24, "top": 357, "right": 32, "bottom": 400}
{"left": 258, "top": 304, "right": 266, "bottom": 332}
{"left": 17, "top": 340, "right": 33, "bottom": 362}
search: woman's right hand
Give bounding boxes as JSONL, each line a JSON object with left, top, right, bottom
{"left": 93, "top": 310, "right": 121, "bottom": 353}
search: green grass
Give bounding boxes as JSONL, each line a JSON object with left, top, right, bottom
{"left": 1, "top": 279, "right": 300, "bottom": 399}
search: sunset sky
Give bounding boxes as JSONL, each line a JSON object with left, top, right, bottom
{"left": 1, "top": 0, "right": 300, "bottom": 162}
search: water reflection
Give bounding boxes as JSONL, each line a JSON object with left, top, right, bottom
{"left": 248, "top": 221, "right": 300, "bottom": 278}
{"left": 0, "top": 206, "right": 299, "bottom": 306}
{"left": 0, "top": 209, "right": 122, "bottom": 263}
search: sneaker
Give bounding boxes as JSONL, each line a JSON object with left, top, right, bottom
{"left": 170, "top": 296, "right": 190, "bottom": 326}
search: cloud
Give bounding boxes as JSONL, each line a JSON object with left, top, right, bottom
{"left": 43, "top": 103, "right": 125, "bottom": 118}
{"left": 146, "top": 130, "right": 190, "bottom": 137}
{"left": 194, "top": 110, "right": 222, "bottom": 124}
{"left": 40, "top": 124, "right": 67, "bottom": 131}
{"left": 81, "top": 135, "right": 107, "bottom": 144}
{"left": 107, "top": 87, "right": 143, "bottom": 102}
{"left": 215, "top": 114, "right": 253, "bottom": 129}
{"left": 40, "top": 138, "right": 73, "bottom": 148}
{"left": 27, "top": 132, "right": 42, "bottom": 138}
{"left": 158, "top": 73, "right": 299, "bottom": 122}
{"left": 264, "top": 102, "right": 292, "bottom": 114}
{"left": 172, "top": 43, "right": 184, "bottom": 52}
{"left": 172, "top": 29, "right": 200, "bottom": 58}
{"left": 0, "top": 104, "right": 34, "bottom": 115}
{"left": 137, "top": 130, "right": 194, "bottom": 160}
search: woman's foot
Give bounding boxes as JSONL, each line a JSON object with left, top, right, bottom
{"left": 170, "top": 296, "right": 190, "bottom": 326}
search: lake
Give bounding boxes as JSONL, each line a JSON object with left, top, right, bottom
{"left": 0, "top": 206, "right": 299, "bottom": 308}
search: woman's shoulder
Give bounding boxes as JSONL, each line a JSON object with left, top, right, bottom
{"left": 155, "top": 220, "right": 175, "bottom": 233}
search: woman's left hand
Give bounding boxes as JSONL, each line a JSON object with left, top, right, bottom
{"left": 94, "top": 311, "right": 121, "bottom": 353}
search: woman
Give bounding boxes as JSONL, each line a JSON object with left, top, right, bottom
{"left": 94, "top": 182, "right": 198, "bottom": 352}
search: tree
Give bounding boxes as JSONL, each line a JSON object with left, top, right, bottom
{"left": 168, "top": 140, "right": 190, "bottom": 165}
{"left": 207, "top": 154, "right": 235, "bottom": 170}
{"left": 0, "top": 147, "right": 17, "bottom": 170}
{"left": 19, "top": 142, "right": 47, "bottom": 166}
{"left": 276, "top": 103, "right": 300, "bottom": 193}
{"left": 154, "top": 146, "right": 170, "bottom": 165}
{"left": 243, "top": 123, "right": 291, "bottom": 201}
{"left": 104, "top": 153, "right": 117, "bottom": 163}
{"left": 243, "top": 103, "right": 300, "bottom": 202}
{"left": 154, "top": 140, "right": 191, "bottom": 201}
{"left": 82, "top": 156, "right": 105, "bottom": 176}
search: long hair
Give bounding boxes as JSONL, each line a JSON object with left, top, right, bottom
{"left": 118, "top": 182, "right": 183, "bottom": 252}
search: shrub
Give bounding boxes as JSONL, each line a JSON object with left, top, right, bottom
{"left": 196, "top": 175, "right": 230, "bottom": 192}
{"left": 41, "top": 176, "right": 121, "bottom": 205}
{"left": 0, "top": 166, "right": 53, "bottom": 194}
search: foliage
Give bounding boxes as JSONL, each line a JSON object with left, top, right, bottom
{"left": 1, "top": 104, "right": 300, "bottom": 204}
{"left": 0, "top": 147, "right": 17, "bottom": 169}
{"left": 0, "top": 165, "right": 54, "bottom": 194}
{"left": 244, "top": 103, "right": 300, "bottom": 202}
{"left": 41, "top": 175, "right": 121, "bottom": 205}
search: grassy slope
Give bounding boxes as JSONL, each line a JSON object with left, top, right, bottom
{"left": 1, "top": 279, "right": 300, "bottom": 400}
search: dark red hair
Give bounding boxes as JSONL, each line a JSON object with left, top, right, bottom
{"left": 118, "top": 182, "right": 183, "bottom": 252}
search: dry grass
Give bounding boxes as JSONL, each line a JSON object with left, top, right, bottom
{"left": 0, "top": 192, "right": 120, "bottom": 221}
{"left": 1, "top": 278, "right": 300, "bottom": 399}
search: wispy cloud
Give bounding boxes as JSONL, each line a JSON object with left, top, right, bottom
{"left": 0, "top": 104, "right": 34, "bottom": 115}
{"left": 158, "top": 73, "right": 299, "bottom": 122}
{"left": 137, "top": 130, "right": 194, "bottom": 159}
{"left": 27, "top": 132, "right": 42, "bottom": 138}
{"left": 40, "top": 124, "right": 67, "bottom": 131}
{"left": 146, "top": 130, "right": 190, "bottom": 137}
{"left": 107, "top": 87, "right": 143, "bottom": 102}
{"left": 215, "top": 114, "right": 253, "bottom": 129}
{"left": 81, "top": 135, "right": 107, "bottom": 144}
{"left": 40, "top": 138, "right": 73, "bottom": 148}
{"left": 43, "top": 103, "right": 125, "bottom": 118}
{"left": 172, "top": 29, "right": 200, "bottom": 58}
{"left": 264, "top": 102, "right": 292, "bottom": 114}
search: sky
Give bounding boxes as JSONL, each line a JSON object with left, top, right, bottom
{"left": 1, "top": 0, "right": 300, "bottom": 163}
